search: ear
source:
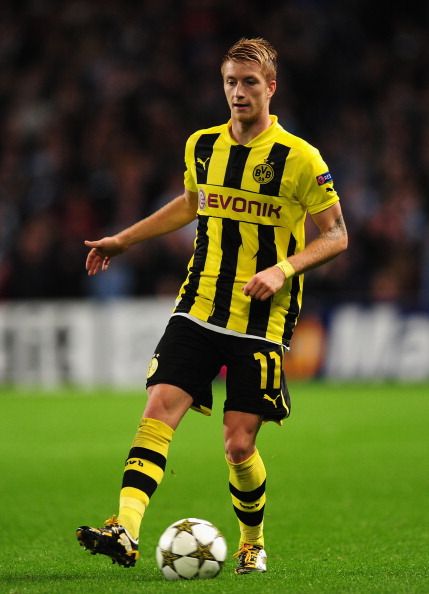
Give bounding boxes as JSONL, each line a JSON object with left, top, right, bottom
{"left": 267, "top": 79, "right": 277, "bottom": 99}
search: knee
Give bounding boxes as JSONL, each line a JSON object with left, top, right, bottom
{"left": 223, "top": 411, "right": 261, "bottom": 464}
{"left": 225, "top": 436, "right": 255, "bottom": 464}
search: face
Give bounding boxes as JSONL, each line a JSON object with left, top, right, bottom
{"left": 222, "top": 60, "right": 276, "bottom": 125}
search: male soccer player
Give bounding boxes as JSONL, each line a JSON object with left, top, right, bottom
{"left": 76, "top": 38, "right": 348, "bottom": 574}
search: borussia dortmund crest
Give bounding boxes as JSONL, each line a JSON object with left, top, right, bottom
{"left": 253, "top": 161, "right": 274, "bottom": 184}
{"left": 147, "top": 354, "right": 159, "bottom": 378}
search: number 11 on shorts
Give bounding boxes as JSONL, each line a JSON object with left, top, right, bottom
{"left": 253, "top": 351, "right": 282, "bottom": 390}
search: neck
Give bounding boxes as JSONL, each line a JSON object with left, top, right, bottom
{"left": 229, "top": 114, "right": 272, "bottom": 145}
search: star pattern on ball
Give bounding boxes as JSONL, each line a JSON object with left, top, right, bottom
{"left": 173, "top": 519, "right": 200, "bottom": 534}
{"left": 160, "top": 548, "right": 182, "bottom": 570}
{"left": 188, "top": 542, "right": 217, "bottom": 564}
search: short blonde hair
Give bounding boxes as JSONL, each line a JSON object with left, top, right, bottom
{"left": 221, "top": 37, "right": 278, "bottom": 81}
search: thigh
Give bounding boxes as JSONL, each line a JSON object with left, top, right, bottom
{"left": 146, "top": 316, "right": 223, "bottom": 416}
{"left": 144, "top": 384, "right": 194, "bottom": 430}
{"left": 225, "top": 339, "right": 291, "bottom": 423}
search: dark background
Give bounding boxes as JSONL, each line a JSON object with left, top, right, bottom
{"left": 0, "top": 0, "right": 428, "bottom": 310}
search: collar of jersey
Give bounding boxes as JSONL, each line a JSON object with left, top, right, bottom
{"left": 222, "top": 114, "right": 280, "bottom": 147}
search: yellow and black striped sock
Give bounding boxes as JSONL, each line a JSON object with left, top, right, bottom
{"left": 227, "top": 448, "right": 266, "bottom": 548}
{"left": 118, "top": 417, "right": 173, "bottom": 540}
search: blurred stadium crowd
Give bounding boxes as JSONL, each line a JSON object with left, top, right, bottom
{"left": 0, "top": 0, "right": 428, "bottom": 309}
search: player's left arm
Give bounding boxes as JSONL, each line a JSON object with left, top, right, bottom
{"left": 287, "top": 201, "right": 348, "bottom": 274}
{"left": 243, "top": 202, "right": 348, "bottom": 301}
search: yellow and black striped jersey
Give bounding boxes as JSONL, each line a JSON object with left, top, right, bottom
{"left": 173, "top": 115, "right": 339, "bottom": 346}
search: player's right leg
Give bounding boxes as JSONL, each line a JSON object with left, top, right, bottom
{"left": 76, "top": 316, "right": 222, "bottom": 567}
{"left": 76, "top": 385, "right": 192, "bottom": 567}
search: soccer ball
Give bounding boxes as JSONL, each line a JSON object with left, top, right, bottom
{"left": 156, "top": 518, "right": 227, "bottom": 580}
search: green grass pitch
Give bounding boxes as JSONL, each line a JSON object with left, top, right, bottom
{"left": 1, "top": 381, "right": 428, "bottom": 594}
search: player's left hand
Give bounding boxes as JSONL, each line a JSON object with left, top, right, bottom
{"left": 243, "top": 266, "right": 286, "bottom": 301}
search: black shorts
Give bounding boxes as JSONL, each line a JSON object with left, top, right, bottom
{"left": 146, "top": 315, "right": 291, "bottom": 423}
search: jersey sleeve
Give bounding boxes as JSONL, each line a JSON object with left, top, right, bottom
{"left": 184, "top": 133, "right": 198, "bottom": 193}
{"left": 296, "top": 148, "right": 340, "bottom": 214}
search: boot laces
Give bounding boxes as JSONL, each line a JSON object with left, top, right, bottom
{"left": 234, "top": 543, "right": 261, "bottom": 566}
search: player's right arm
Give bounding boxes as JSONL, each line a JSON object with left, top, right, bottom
{"left": 85, "top": 189, "right": 198, "bottom": 276}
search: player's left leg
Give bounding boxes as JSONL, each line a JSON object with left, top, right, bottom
{"left": 223, "top": 337, "right": 290, "bottom": 573}
{"left": 224, "top": 410, "right": 268, "bottom": 574}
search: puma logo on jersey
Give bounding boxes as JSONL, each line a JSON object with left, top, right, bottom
{"left": 197, "top": 157, "right": 210, "bottom": 170}
{"left": 263, "top": 393, "right": 281, "bottom": 408}
{"left": 264, "top": 392, "right": 290, "bottom": 414}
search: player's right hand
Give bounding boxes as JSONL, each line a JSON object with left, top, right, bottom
{"left": 84, "top": 236, "right": 124, "bottom": 275}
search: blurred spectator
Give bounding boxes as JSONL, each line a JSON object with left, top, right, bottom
{"left": 0, "top": 0, "right": 428, "bottom": 309}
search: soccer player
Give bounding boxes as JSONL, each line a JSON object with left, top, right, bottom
{"left": 76, "top": 38, "right": 348, "bottom": 574}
